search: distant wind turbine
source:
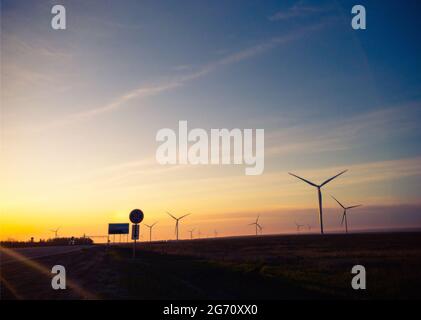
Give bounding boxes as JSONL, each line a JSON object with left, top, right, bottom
{"left": 295, "top": 222, "right": 304, "bottom": 232}
{"left": 188, "top": 228, "right": 195, "bottom": 239}
{"left": 249, "top": 215, "right": 262, "bottom": 236}
{"left": 214, "top": 230, "right": 218, "bottom": 238}
{"left": 167, "top": 212, "right": 191, "bottom": 240}
{"left": 145, "top": 222, "right": 158, "bottom": 242}
{"left": 49, "top": 227, "right": 60, "bottom": 238}
{"left": 331, "top": 195, "right": 362, "bottom": 233}
{"left": 289, "top": 170, "right": 347, "bottom": 235}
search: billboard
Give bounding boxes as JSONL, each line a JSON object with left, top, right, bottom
{"left": 108, "top": 223, "right": 129, "bottom": 235}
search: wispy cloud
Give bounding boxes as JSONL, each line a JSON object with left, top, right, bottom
{"left": 29, "top": 21, "right": 330, "bottom": 132}
{"left": 2, "top": 34, "right": 73, "bottom": 59}
{"left": 68, "top": 101, "right": 421, "bottom": 190}
{"left": 266, "top": 102, "right": 421, "bottom": 156}
{"left": 269, "top": 1, "right": 331, "bottom": 21}
{"left": 286, "top": 156, "right": 421, "bottom": 188}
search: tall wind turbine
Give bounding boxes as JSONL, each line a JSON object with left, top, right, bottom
{"left": 167, "top": 212, "right": 191, "bottom": 240}
{"left": 144, "top": 222, "right": 158, "bottom": 242}
{"left": 49, "top": 227, "right": 60, "bottom": 238}
{"left": 331, "top": 195, "right": 362, "bottom": 233}
{"left": 289, "top": 170, "right": 347, "bottom": 235}
{"left": 249, "top": 215, "right": 262, "bottom": 236}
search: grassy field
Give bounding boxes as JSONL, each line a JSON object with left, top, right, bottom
{"left": 1, "top": 232, "right": 421, "bottom": 299}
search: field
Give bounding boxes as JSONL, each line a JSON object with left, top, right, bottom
{"left": 1, "top": 232, "right": 421, "bottom": 299}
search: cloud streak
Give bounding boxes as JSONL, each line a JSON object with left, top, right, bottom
{"left": 268, "top": 1, "right": 331, "bottom": 21}
{"left": 266, "top": 102, "right": 421, "bottom": 156}
{"left": 30, "top": 21, "right": 330, "bottom": 132}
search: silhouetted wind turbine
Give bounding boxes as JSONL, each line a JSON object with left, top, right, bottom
{"left": 188, "top": 228, "right": 195, "bottom": 239}
{"left": 214, "top": 230, "right": 218, "bottom": 238}
{"left": 289, "top": 170, "right": 347, "bottom": 235}
{"left": 49, "top": 227, "right": 60, "bottom": 238}
{"left": 295, "top": 222, "right": 304, "bottom": 232}
{"left": 145, "top": 222, "right": 158, "bottom": 242}
{"left": 249, "top": 215, "right": 262, "bottom": 236}
{"left": 331, "top": 195, "right": 362, "bottom": 233}
{"left": 167, "top": 212, "right": 191, "bottom": 240}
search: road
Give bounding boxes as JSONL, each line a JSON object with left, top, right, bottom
{"left": 0, "top": 245, "right": 94, "bottom": 265}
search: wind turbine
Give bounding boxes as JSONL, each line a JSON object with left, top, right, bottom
{"left": 289, "top": 170, "right": 347, "bottom": 235}
{"left": 214, "top": 230, "right": 218, "bottom": 238}
{"left": 49, "top": 227, "right": 60, "bottom": 238}
{"left": 249, "top": 215, "right": 262, "bottom": 236}
{"left": 188, "top": 228, "right": 195, "bottom": 239}
{"left": 295, "top": 222, "right": 304, "bottom": 232}
{"left": 167, "top": 212, "right": 191, "bottom": 240}
{"left": 144, "top": 222, "right": 158, "bottom": 242}
{"left": 331, "top": 195, "right": 362, "bottom": 233}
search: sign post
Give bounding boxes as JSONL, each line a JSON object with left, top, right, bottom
{"left": 129, "top": 209, "right": 144, "bottom": 258}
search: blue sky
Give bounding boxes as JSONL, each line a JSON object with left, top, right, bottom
{"left": 1, "top": 0, "right": 421, "bottom": 239}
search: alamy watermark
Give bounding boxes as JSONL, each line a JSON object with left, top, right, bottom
{"left": 351, "top": 5, "right": 366, "bottom": 30}
{"left": 351, "top": 265, "right": 366, "bottom": 290}
{"left": 51, "top": 5, "right": 66, "bottom": 30}
{"left": 156, "top": 121, "right": 264, "bottom": 175}
{"left": 51, "top": 265, "right": 66, "bottom": 290}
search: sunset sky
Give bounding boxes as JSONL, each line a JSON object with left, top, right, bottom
{"left": 1, "top": 0, "right": 421, "bottom": 241}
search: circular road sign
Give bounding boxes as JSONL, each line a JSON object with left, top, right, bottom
{"left": 129, "top": 209, "right": 144, "bottom": 224}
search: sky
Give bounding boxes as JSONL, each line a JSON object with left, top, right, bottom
{"left": 1, "top": 0, "right": 421, "bottom": 241}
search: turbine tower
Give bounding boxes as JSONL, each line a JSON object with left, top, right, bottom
{"left": 144, "top": 222, "right": 158, "bottom": 242}
{"left": 289, "top": 170, "right": 347, "bottom": 235}
{"left": 49, "top": 227, "right": 60, "bottom": 238}
{"left": 167, "top": 212, "right": 191, "bottom": 240}
{"left": 188, "top": 228, "right": 195, "bottom": 240}
{"left": 331, "top": 195, "right": 362, "bottom": 233}
{"left": 249, "top": 215, "right": 262, "bottom": 236}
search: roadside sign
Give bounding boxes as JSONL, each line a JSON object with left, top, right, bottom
{"left": 130, "top": 209, "right": 144, "bottom": 224}
{"left": 132, "top": 224, "right": 139, "bottom": 240}
{"left": 130, "top": 208, "right": 144, "bottom": 259}
{"left": 108, "top": 223, "right": 130, "bottom": 235}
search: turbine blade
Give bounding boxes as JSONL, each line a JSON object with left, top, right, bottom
{"left": 320, "top": 170, "right": 348, "bottom": 187}
{"left": 341, "top": 212, "right": 346, "bottom": 226}
{"left": 179, "top": 213, "right": 191, "bottom": 220}
{"left": 288, "top": 173, "right": 318, "bottom": 187}
{"left": 331, "top": 195, "right": 346, "bottom": 209}
{"left": 347, "top": 205, "right": 362, "bottom": 210}
{"left": 166, "top": 211, "right": 177, "bottom": 220}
